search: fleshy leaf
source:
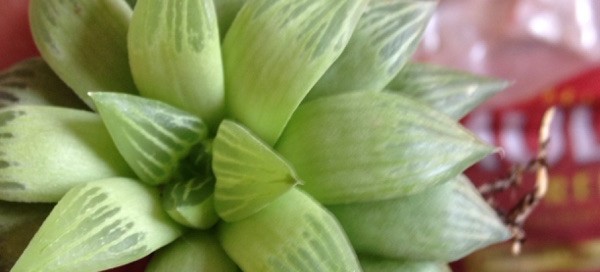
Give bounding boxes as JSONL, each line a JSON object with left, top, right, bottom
{"left": 219, "top": 188, "right": 361, "bottom": 271}
{"left": 0, "top": 201, "right": 52, "bottom": 271}
{"left": 11, "top": 177, "right": 184, "bottom": 272}
{"left": 90, "top": 92, "right": 208, "bottom": 185}
{"left": 223, "top": 0, "right": 368, "bottom": 145}
{"left": 328, "top": 175, "right": 511, "bottom": 261}
{"left": 29, "top": 0, "right": 137, "bottom": 108}
{"left": 162, "top": 176, "right": 219, "bottom": 229}
{"left": 214, "top": 0, "right": 246, "bottom": 40}
{"left": 307, "top": 0, "right": 436, "bottom": 100}
{"left": 386, "top": 62, "right": 509, "bottom": 119}
{"left": 276, "top": 92, "right": 494, "bottom": 204}
{"left": 0, "top": 105, "right": 133, "bottom": 202}
{"left": 212, "top": 120, "right": 302, "bottom": 222}
{"left": 128, "top": 0, "right": 224, "bottom": 129}
{"left": 146, "top": 230, "right": 239, "bottom": 272}
{"left": 0, "top": 58, "right": 86, "bottom": 109}
{"left": 360, "top": 255, "right": 451, "bottom": 272}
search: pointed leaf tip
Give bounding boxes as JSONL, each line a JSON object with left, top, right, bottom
{"left": 277, "top": 92, "right": 494, "bottom": 204}
{"left": 328, "top": 175, "right": 511, "bottom": 261}
{"left": 387, "top": 62, "right": 510, "bottom": 119}
{"left": 223, "top": 0, "right": 368, "bottom": 145}
{"left": 307, "top": 0, "right": 436, "bottom": 100}
{"left": 90, "top": 92, "right": 208, "bottom": 185}
{"left": 128, "top": 0, "right": 225, "bottom": 129}
{"left": 29, "top": 0, "right": 138, "bottom": 108}
{"left": 213, "top": 120, "right": 302, "bottom": 222}
{"left": 12, "top": 177, "right": 183, "bottom": 272}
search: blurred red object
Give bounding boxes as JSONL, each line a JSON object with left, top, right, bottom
{"left": 416, "top": 0, "right": 600, "bottom": 108}
{"left": 0, "top": 0, "right": 39, "bottom": 70}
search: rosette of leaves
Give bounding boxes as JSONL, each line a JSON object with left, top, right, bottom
{"left": 0, "top": 0, "right": 511, "bottom": 271}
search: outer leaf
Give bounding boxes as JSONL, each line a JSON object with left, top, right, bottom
{"left": 360, "top": 255, "right": 451, "bottom": 272}
{"left": 162, "top": 176, "right": 219, "bottom": 229}
{"left": 0, "top": 58, "right": 85, "bottom": 109}
{"left": 90, "top": 92, "right": 208, "bottom": 185}
{"left": 212, "top": 120, "right": 301, "bottom": 222}
{"left": 29, "top": 0, "right": 137, "bottom": 108}
{"left": 223, "top": 0, "right": 368, "bottom": 145}
{"left": 214, "top": 0, "right": 246, "bottom": 40}
{"left": 328, "top": 175, "right": 511, "bottom": 261}
{"left": 219, "top": 188, "right": 361, "bottom": 272}
{"left": 276, "top": 92, "right": 494, "bottom": 204}
{"left": 0, "top": 105, "right": 133, "bottom": 202}
{"left": 307, "top": 0, "right": 436, "bottom": 100}
{"left": 128, "top": 0, "right": 224, "bottom": 129}
{"left": 0, "top": 201, "right": 52, "bottom": 271}
{"left": 12, "top": 177, "right": 184, "bottom": 272}
{"left": 146, "top": 230, "right": 239, "bottom": 272}
{"left": 386, "top": 62, "right": 509, "bottom": 119}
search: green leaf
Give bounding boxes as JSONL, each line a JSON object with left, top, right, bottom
{"left": 223, "top": 0, "right": 368, "bottom": 145}
{"left": 276, "top": 92, "right": 494, "bottom": 204}
{"left": 328, "top": 175, "right": 511, "bottom": 261}
{"left": 214, "top": 0, "right": 246, "bottom": 40}
{"left": 162, "top": 176, "right": 219, "bottom": 229}
{"left": 219, "top": 188, "right": 361, "bottom": 271}
{"left": 0, "top": 201, "right": 52, "bottom": 271}
{"left": 0, "top": 105, "right": 134, "bottom": 202}
{"left": 386, "top": 62, "right": 509, "bottom": 119}
{"left": 212, "top": 120, "right": 301, "bottom": 222}
{"left": 90, "top": 92, "right": 208, "bottom": 185}
{"left": 307, "top": 0, "right": 436, "bottom": 100}
{"left": 29, "top": 0, "right": 137, "bottom": 108}
{"left": 360, "top": 255, "right": 451, "bottom": 272}
{"left": 147, "top": 230, "right": 239, "bottom": 272}
{"left": 128, "top": 0, "right": 225, "bottom": 129}
{"left": 12, "top": 177, "right": 184, "bottom": 272}
{"left": 0, "top": 58, "right": 86, "bottom": 109}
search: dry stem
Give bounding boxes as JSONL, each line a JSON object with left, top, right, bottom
{"left": 479, "top": 107, "right": 555, "bottom": 255}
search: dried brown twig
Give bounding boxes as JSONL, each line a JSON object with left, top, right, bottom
{"left": 478, "top": 107, "right": 555, "bottom": 255}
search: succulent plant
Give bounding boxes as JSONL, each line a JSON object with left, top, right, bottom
{"left": 0, "top": 0, "right": 512, "bottom": 271}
